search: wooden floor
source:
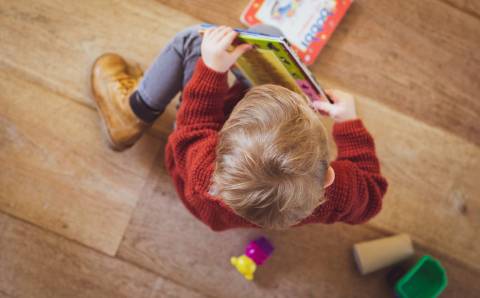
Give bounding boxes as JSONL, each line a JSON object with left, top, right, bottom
{"left": 0, "top": 0, "right": 479, "bottom": 297}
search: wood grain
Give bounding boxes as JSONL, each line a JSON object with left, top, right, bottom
{"left": 157, "top": 0, "right": 480, "bottom": 145}
{"left": 0, "top": 69, "right": 161, "bottom": 255}
{"left": 0, "top": 0, "right": 193, "bottom": 137}
{"left": 118, "top": 151, "right": 392, "bottom": 298}
{"left": 313, "top": 84, "right": 480, "bottom": 270}
{"left": 156, "top": 0, "right": 246, "bottom": 26}
{"left": 149, "top": 280, "right": 207, "bottom": 298}
{"left": 118, "top": 147, "right": 480, "bottom": 297}
{"left": 440, "top": 0, "right": 480, "bottom": 18}
{"left": 331, "top": 87, "right": 480, "bottom": 270}
{"left": 1, "top": 0, "right": 479, "bottom": 296}
{"left": 0, "top": 213, "right": 205, "bottom": 298}
{"left": 0, "top": 291, "right": 14, "bottom": 298}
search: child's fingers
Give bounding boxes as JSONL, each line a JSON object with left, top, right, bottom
{"left": 326, "top": 89, "right": 355, "bottom": 105}
{"left": 317, "top": 109, "right": 330, "bottom": 116}
{"left": 202, "top": 28, "right": 212, "bottom": 39}
{"left": 231, "top": 43, "right": 252, "bottom": 59}
{"left": 212, "top": 26, "right": 230, "bottom": 41}
{"left": 220, "top": 30, "right": 239, "bottom": 49}
{"left": 203, "top": 28, "right": 218, "bottom": 44}
{"left": 218, "top": 26, "right": 233, "bottom": 37}
{"left": 312, "top": 100, "right": 334, "bottom": 114}
{"left": 325, "top": 89, "right": 340, "bottom": 103}
{"left": 205, "top": 26, "right": 222, "bottom": 41}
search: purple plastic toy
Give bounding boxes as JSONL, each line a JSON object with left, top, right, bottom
{"left": 246, "top": 237, "right": 275, "bottom": 265}
{"left": 231, "top": 236, "right": 274, "bottom": 280}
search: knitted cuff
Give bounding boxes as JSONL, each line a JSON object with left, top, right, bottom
{"left": 129, "top": 90, "right": 162, "bottom": 123}
{"left": 332, "top": 119, "right": 374, "bottom": 153}
{"left": 332, "top": 119, "right": 365, "bottom": 138}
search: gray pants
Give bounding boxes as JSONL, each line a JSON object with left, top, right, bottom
{"left": 137, "top": 25, "right": 283, "bottom": 113}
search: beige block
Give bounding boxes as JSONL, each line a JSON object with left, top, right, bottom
{"left": 353, "top": 234, "right": 414, "bottom": 275}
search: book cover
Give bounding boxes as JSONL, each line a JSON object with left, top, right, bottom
{"left": 200, "top": 24, "right": 330, "bottom": 102}
{"left": 231, "top": 29, "right": 330, "bottom": 102}
{"left": 240, "top": 0, "right": 352, "bottom": 65}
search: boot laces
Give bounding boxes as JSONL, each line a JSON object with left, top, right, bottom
{"left": 115, "top": 74, "right": 139, "bottom": 95}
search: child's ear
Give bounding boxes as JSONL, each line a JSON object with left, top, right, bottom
{"left": 323, "top": 166, "right": 335, "bottom": 188}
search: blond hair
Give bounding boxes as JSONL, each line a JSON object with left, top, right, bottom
{"left": 211, "top": 85, "right": 329, "bottom": 229}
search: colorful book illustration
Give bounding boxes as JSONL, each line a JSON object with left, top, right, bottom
{"left": 201, "top": 24, "right": 331, "bottom": 103}
{"left": 240, "top": 0, "right": 352, "bottom": 65}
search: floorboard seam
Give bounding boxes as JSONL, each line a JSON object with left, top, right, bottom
{"left": 115, "top": 254, "right": 215, "bottom": 298}
{"left": 0, "top": 288, "right": 15, "bottom": 298}
{"left": 114, "top": 154, "right": 214, "bottom": 297}
{"left": 0, "top": 59, "right": 172, "bottom": 141}
{"left": 0, "top": 212, "right": 121, "bottom": 256}
{"left": 0, "top": 212, "right": 210, "bottom": 297}
{"left": 435, "top": 0, "right": 480, "bottom": 19}
{"left": 0, "top": 60, "right": 94, "bottom": 111}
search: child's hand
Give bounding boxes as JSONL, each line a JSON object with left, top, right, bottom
{"left": 312, "top": 89, "right": 358, "bottom": 122}
{"left": 201, "top": 26, "right": 252, "bottom": 73}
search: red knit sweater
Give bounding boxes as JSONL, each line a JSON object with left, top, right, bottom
{"left": 165, "top": 59, "right": 388, "bottom": 231}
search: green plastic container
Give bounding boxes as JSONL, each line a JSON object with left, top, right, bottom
{"left": 395, "top": 255, "right": 448, "bottom": 298}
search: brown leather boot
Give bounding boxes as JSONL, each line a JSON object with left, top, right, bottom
{"left": 91, "top": 53, "right": 148, "bottom": 151}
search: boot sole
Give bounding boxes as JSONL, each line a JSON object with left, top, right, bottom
{"left": 90, "top": 53, "right": 135, "bottom": 152}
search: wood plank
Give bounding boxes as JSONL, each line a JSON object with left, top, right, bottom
{"left": 440, "top": 0, "right": 480, "bottom": 18}
{"left": 157, "top": 0, "right": 480, "bottom": 145}
{"left": 118, "top": 153, "right": 392, "bottom": 297}
{"left": 326, "top": 86, "right": 480, "bottom": 270}
{"left": 0, "top": 291, "right": 14, "bottom": 298}
{"left": 156, "top": 0, "right": 246, "bottom": 27}
{"left": 118, "top": 144, "right": 479, "bottom": 297}
{"left": 0, "top": 211, "right": 7, "bottom": 234}
{"left": 0, "top": 0, "right": 196, "bottom": 107}
{"left": 149, "top": 280, "right": 207, "bottom": 298}
{"left": 1, "top": 0, "right": 478, "bottom": 295}
{"left": 0, "top": 69, "right": 161, "bottom": 255}
{"left": 0, "top": 213, "right": 205, "bottom": 298}
{"left": 0, "top": 0, "right": 196, "bottom": 137}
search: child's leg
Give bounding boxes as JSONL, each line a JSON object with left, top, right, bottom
{"left": 131, "top": 24, "right": 282, "bottom": 123}
{"left": 131, "top": 25, "right": 202, "bottom": 122}
{"left": 136, "top": 24, "right": 280, "bottom": 110}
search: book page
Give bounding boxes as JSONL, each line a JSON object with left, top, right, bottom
{"left": 236, "top": 48, "right": 302, "bottom": 94}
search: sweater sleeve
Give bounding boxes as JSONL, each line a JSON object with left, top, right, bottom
{"left": 176, "top": 59, "right": 228, "bottom": 127}
{"left": 328, "top": 119, "right": 388, "bottom": 224}
{"left": 302, "top": 119, "right": 388, "bottom": 225}
{"left": 167, "top": 59, "right": 243, "bottom": 230}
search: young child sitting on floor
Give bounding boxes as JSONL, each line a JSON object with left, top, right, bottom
{"left": 91, "top": 25, "right": 388, "bottom": 230}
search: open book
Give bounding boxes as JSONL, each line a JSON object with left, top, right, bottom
{"left": 201, "top": 24, "right": 330, "bottom": 103}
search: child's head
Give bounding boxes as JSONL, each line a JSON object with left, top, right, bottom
{"left": 212, "top": 84, "right": 331, "bottom": 229}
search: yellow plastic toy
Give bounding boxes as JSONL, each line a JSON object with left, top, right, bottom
{"left": 230, "top": 237, "right": 274, "bottom": 280}
{"left": 231, "top": 255, "right": 257, "bottom": 281}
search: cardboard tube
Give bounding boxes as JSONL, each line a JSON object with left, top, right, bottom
{"left": 353, "top": 234, "right": 414, "bottom": 275}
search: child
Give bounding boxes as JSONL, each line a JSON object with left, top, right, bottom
{"left": 91, "top": 25, "right": 388, "bottom": 230}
